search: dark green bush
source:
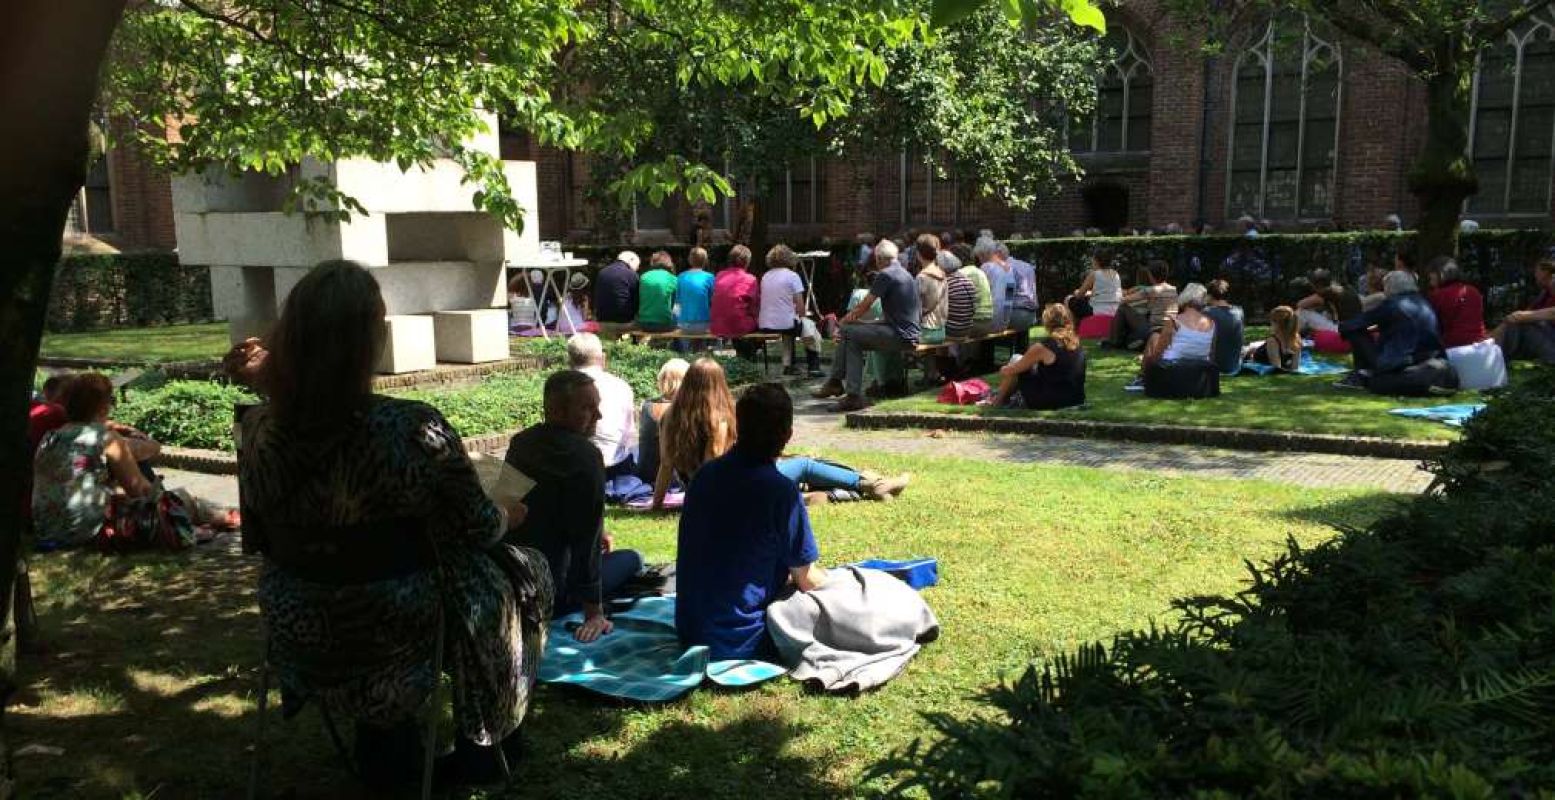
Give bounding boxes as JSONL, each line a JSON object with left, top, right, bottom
{"left": 874, "top": 367, "right": 1555, "bottom": 798}
{"left": 48, "top": 252, "right": 213, "bottom": 332}
{"left": 116, "top": 379, "right": 257, "bottom": 452}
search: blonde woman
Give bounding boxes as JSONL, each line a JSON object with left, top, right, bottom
{"left": 979, "top": 304, "right": 1087, "bottom": 410}
{"left": 635, "top": 358, "right": 690, "bottom": 484}
{"left": 653, "top": 360, "right": 909, "bottom": 510}
{"left": 1245, "top": 306, "right": 1302, "bottom": 372}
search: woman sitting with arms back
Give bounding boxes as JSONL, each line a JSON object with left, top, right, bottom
{"left": 635, "top": 358, "right": 690, "bottom": 485}
{"left": 1244, "top": 305, "right": 1303, "bottom": 372}
{"left": 653, "top": 359, "right": 909, "bottom": 509}
{"left": 31, "top": 373, "right": 159, "bottom": 549}
{"left": 979, "top": 304, "right": 1087, "bottom": 410}
{"left": 239, "top": 260, "right": 551, "bottom": 790}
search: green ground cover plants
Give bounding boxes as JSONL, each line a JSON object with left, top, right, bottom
{"left": 876, "top": 368, "right": 1555, "bottom": 797}
{"left": 15, "top": 450, "right": 1397, "bottom": 798}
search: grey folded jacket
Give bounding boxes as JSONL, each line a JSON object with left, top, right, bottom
{"left": 765, "top": 566, "right": 939, "bottom": 693}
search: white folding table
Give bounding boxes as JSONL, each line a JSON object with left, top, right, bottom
{"left": 795, "top": 250, "right": 831, "bottom": 319}
{"left": 505, "top": 257, "right": 589, "bottom": 340}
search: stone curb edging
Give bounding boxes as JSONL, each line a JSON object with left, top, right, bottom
{"left": 844, "top": 410, "right": 1449, "bottom": 461}
{"left": 158, "top": 430, "right": 520, "bottom": 476}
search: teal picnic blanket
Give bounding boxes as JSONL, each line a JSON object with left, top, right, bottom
{"left": 1239, "top": 350, "right": 1350, "bottom": 377}
{"left": 539, "top": 595, "right": 786, "bottom": 702}
{"left": 1389, "top": 403, "right": 1485, "bottom": 427}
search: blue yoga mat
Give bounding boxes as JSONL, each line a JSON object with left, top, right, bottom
{"left": 1388, "top": 404, "right": 1485, "bottom": 427}
{"left": 1239, "top": 351, "right": 1349, "bottom": 377}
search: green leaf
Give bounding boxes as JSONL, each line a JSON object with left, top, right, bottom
{"left": 1062, "top": 0, "right": 1105, "bottom": 32}
{"left": 930, "top": 0, "right": 987, "bottom": 28}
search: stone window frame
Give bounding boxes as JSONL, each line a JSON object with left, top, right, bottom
{"left": 1467, "top": 10, "right": 1555, "bottom": 218}
{"left": 1224, "top": 18, "right": 1343, "bottom": 222}
{"left": 1070, "top": 24, "right": 1155, "bottom": 155}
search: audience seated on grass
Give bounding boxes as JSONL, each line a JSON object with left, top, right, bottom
{"left": 1066, "top": 249, "right": 1123, "bottom": 330}
{"left": 673, "top": 384, "right": 829, "bottom": 661}
{"left": 676, "top": 247, "right": 716, "bottom": 336}
{"left": 593, "top": 251, "right": 641, "bottom": 340}
{"left": 239, "top": 260, "right": 551, "bottom": 790}
{"left": 566, "top": 333, "right": 638, "bottom": 482}
{"left": 1202, "top": 279, "right": 1246, "bottom": 376}
{"left": 1243, "top": 306, "right": 1303, "bottom": 373}
{"left": 1424, "top": 257, "right": 1506, "bottom": 391}
{"left": 635, "top": 358, "right": 690, "bottom": 486}
{"left": 1492, "top": 258, "right": 1555, "bottom": 366}
{"left": 636, "top": 251, "right": 679, "bottom": 334}
{"left": 28, "top": 374, "right": 69, "bottom": 458}
{"left": 1360, "top": 264, "right": 1388, "bottom": 312}
{"left": 710, "top": 244, "right": 760, "bottom": 355}
{"left": 815, "top": 242, "right": 923, "bottom": 412}
{"left": 978, "top": 304, "right": 1087, "bottom": 411}
{"left": 1335, "top": 270, "right": 1458, "bottom": 396}
{"left": 1108, "top": 260, "right": 1177, "bottom": 351}
{"left": 757, "top": 244, "right": 824, "bottom": 377}
{"left": 506, "top": 370, "right": 644, "bottom": 643}
{"left": 657, "top": 359, "right": 909, "bottom": 510}
{"left": 1295, "top": 268, "right": 1363, "bottom": 336}
{"left": 1137, "top": 282, "right": 1220, "bottom": 399}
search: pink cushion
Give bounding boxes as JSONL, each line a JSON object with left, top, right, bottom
{"left": 1077, "top": 314, "right": 1113, "bottom": 340}
{"left": 1311, "top": 329, "right": 1351, "bottom": 354}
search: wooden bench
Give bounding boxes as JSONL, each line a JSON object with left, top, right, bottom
{"left": 624, "top": 331, "right": 785, "bottom": 373}
{"left": 905, "top": 328, "right": 1024, "bottom": 380}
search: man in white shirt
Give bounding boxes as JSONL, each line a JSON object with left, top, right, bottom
{"left": 566, "top": 333, "right": 637, "bottom": 478}
{"left": 757, "top": 244, "right": 824, "bottom": 377}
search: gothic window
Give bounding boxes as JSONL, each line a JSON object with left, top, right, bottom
{"left": 1469, "top": 13, "right": 1555, "bottom": 216}
{"left": 1070, "top": 26, "right": 1154, "bottom": 154}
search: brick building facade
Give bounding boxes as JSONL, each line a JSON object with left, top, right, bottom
{"left": 84, "top": 1, "right": 1555, "bottom": 253}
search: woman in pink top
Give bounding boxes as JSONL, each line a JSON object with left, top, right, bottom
{"left": 710, "top": 244, "right": 760, "bottom": 337}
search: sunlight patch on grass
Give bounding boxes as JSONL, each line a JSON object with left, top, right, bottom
{"left": 17, "top": 684, "right": 128, "bottom": 718}
{"left": 40, "top": 322, "right": 231, "bottom": 364}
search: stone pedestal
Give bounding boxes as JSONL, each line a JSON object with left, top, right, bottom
{"left": 377, "top": 315, "right": 437, "bottom": 374}
{"left": 433, "top": 309, "right": 510, "bottom": 364}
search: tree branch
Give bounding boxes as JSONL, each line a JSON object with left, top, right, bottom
{"left": 1472, "top": 0, "right": 1555, "bottom": 46}
{"left": 1303, "top": 0, "right": 1432, "bottom": 72}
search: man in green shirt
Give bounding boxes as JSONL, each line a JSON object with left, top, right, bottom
{"left": 636, "top": 251, "right": 679, "bottom": 333}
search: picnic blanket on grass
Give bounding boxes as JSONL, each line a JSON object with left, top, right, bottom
{"left": 540, "top": 595, "right": 785, "bottom": 702}
{"left": 1239, "top": 351, "right": 1350, "bottom": 377}
{"left": 1389, "top": 403, "right": 1485, "bottom": 427}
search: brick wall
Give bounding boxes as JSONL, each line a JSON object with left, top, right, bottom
{"left": 104, "top": 118, "right": 177, "bottom": 251}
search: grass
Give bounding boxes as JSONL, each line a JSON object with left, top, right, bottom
{"left": 870, "top": 340, "right": 1533, "bottom": 442}
{"left": 13, "top": 449, "right": 1401, "bottom": 799}
{"left": 40, "top": 323, "right": 232, "bottom": 364}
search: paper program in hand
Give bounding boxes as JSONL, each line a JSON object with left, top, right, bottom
{"left": 470, "top": 453, "right": 537, "bottom": 508}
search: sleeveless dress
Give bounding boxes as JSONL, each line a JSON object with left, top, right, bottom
{"left": 31, "top": 422, "right": 113, "bottom": 549}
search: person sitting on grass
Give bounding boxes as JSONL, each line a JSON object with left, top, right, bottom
{"left": 1202, "top": 279, "right": 1246, "bottom": 376}
{"left": 636, "top": 250, "right": 679, "bottom": 334}
{"left": 1295, "top": 268, "right": 1363, "bottom": 334}
{"left": 1244, "top": 305, "right": 1303, "bottom": 372}
{"left": 1066, "top": 249, "right": 1123, "bottom": 321}
{"left": 758, "top": 244, "right": 824, "bottom": 377}
{"left": 1335, "top": 270, "right": 1448, "bottom": 392}
{"left": 676, "top": 247, "right": 717, "bottom": 337}
{"left": 1360, "top": 264, "right": 1389, "bottom": 311}
{"left": 1109, "top": 260, "right": 1177, "bottom": 350}
{"left": 506, "top": 370, "right": 644, "bottom": 643}
{"left": 1144, "top": 282, "right": 1216, "bottom": 368}
{"left": 636, "top": 358, "right": 690, "bottom": 486}
{"left": 1423, "top": 257, "right": 1487, "bottom": 350}
{"left": 659, "top": 360, "right": 908, "bottom": 509}
{"left": 814, "top": 244, "right": 923, "bottom": 412}
{"left": 1492, "top": 258, "right": 1555, "bottom": 364}
{"left": 566, "top": 333, "right": 638, "bottom": 481}
{"left": 240, "top": 261, "right": 550, "bottom": 789}
{"left": 978, "top": 303, "right": 1087, "bottom": 411}
{"left": 675, "top": 383, "right": 827, "bottom": 661}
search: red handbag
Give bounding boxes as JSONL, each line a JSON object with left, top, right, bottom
{"left": 937, "top": 378, "right": 990, "bottom": 405}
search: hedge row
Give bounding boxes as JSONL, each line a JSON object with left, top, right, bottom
{"left": 877, "top": 367, "right": 1555, "bottom": 796}
{"left": 569, "top": 230, "right": 1553, "bottom": 322}
{"left": 48, "top": 253, "right": 213, "bottom": 332}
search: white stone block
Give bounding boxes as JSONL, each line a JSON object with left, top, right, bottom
{"left": 434, "top": 309, "right": 510, "bottom": 364}
{"left": 376, "top": 315, "right": 436, "bottom": 374}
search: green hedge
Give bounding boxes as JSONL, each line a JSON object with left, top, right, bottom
{"left": 48, "top": 252, "right": 213, "bottom": 332}
{"left": 116, "top": 379, "right": 257, "bottom": 452}
{"left": 875, "top": 367, "right": 1555, "bottom": 797}
{"left": 566, "top": 231, "right": 1552, "bottom": 322}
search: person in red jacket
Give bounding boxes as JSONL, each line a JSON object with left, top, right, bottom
{"left": 1424, "top": 256, "right": 1488, "bottom": 349}
{"left": 28, "top": 374, "right": 70, "bottom": 457}
{"left": 710, "top": 244, "right": 760, "bottom": 352}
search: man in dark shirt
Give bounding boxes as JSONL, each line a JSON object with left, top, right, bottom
{"left": 505, "top": 370, "right": 643, "bottom": 642}
{"left": 676, "top": 383, "right": 825, "bottom": 660}
{"left": 593, "top": 251, "right": 641, "bottom": 341}
{"left": 813, "top": 262, "right": 922, "bottom": 412}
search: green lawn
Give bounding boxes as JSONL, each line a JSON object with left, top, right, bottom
{"left": 870, "top": 342, "right": 1528, "bottom": 442}
{"left": 40, "top": 322, "right": 232, "bottom": 364}
{"left": 14, "top": 450, "right": 1399, "bottom": 799}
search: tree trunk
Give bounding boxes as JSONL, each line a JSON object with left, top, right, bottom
{"left": 0, "top": 2, "right": 127, "bottom": 793}
{"left": 1408, "top": 64, "right": 1477, "bottom": 262}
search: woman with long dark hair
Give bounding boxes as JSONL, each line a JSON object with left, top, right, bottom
{"left": 239, "top": 260, "right": 551, "bottom": 790}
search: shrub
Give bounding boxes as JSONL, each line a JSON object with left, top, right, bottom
{"left": 393, "top": 372, "right": 548, "bottom": 441}
{"left": 874, "top": 367, "right": 1555, "bottom": 798}
{"left": 48, "top": 253, "right": 213, "bottom": 332}
{"left": 116, "top": 379, "right": 256, "bottom": 452}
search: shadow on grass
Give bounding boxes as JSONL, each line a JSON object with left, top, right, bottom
{"left": 1276, "top": 490, "right": 1414, "bottom": 530}
{"left": 13, "top": 549, "right": 355, "bottom": 800}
